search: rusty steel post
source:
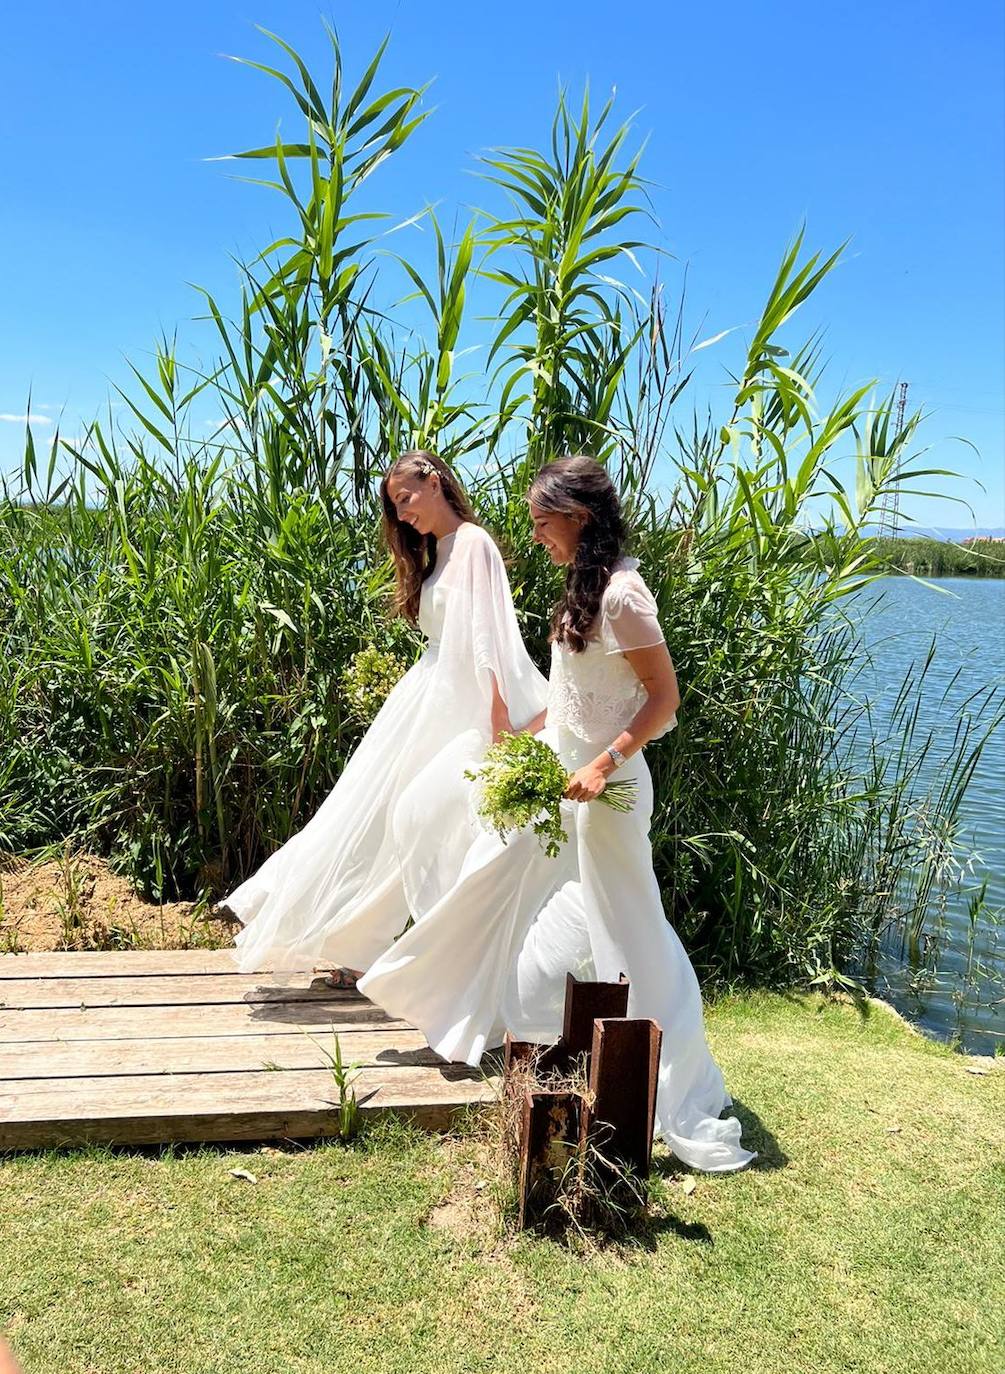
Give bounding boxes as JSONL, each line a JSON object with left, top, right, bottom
{"left": 502, "top": 975, "right": 629, "bottom": 1076}
{"left": 558, "top": 972, "right": 631, "bottom": 1062}
{"left": 515, "top": 1088, "right": 583, "bottom": 1229}
{"left": 581, "top": 1016, "right": 662, "bottom": 1208}
{"left": 504, "top": 978, "right": 663, "bottom": 1229}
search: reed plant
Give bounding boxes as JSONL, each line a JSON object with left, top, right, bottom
{"left": 1, "top": 26, "right": 1000, "bottom": 1003}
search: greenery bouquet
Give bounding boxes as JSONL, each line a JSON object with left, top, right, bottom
{"left": 466, "top": 733, "right": 637, "bottom": 858}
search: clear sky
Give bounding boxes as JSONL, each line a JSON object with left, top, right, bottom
{"left": 2, "top": 0, "right": 1003, "bottom": 528}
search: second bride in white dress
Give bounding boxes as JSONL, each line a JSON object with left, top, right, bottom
{"left": 361, "top": 455, "right": 756, "bottom": 1173}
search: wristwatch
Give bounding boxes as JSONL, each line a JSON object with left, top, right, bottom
{"left": 605, "top": 746, "right": 626, "bottom": 770}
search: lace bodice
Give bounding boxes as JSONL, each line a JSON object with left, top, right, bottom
{"left": 547, "top": 639, "right": 651, "bottom": 742}
{"left": 545, "top": 559, "right": 674, "bottom": 744}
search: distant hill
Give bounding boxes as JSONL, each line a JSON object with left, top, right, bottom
{"left": 862, "top": 525, "right": 1005, "bottom": 542}
{"left": 865, "top": 535, "right": 1005, "bottom": 577}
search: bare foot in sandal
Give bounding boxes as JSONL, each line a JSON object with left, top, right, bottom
{"left": 317, "top": 967, "right": 361, "bottom": 990}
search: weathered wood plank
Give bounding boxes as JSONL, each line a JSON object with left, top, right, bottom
{"left": 1, "top": 1063, "right": 490, "bottom": 1112}
{"left": 0, "top": 1028, "right": 436, "bottom": 1079}
{"left": 0, "top": 1001, "right": 408, "bottom": 1044}
{"left": 0, "top": 951, "right": 495, "bottom": 1151}
{"left": 0, "top": 950, "right": 261, "bottom": 979}
{"left": 0, "top": 973, "right": 360, "bottom": 1010}
{"left": 0, "top": 1065, "right": 498, "bottom": 1149}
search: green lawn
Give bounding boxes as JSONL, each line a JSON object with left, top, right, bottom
{"left": 2, "top": 992, "right": 1002, "bottom": 1374}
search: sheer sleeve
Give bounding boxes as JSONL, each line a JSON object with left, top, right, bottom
{"left": 436, "top": 524, "right": 548, "bottom": 733}
{"left": 599, "top": 569, "right": 666, "bottom": 656}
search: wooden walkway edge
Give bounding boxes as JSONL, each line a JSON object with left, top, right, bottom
{"left": 0, "top": 949, "right": 498, "bottom": 1151}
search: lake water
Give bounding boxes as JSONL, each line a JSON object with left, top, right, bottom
{"left": 851, "top": 576, "right": 1004, "bottom": 1054}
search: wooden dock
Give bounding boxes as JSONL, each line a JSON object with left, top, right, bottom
{"left": 0, "top": 949, "right": 497, "bottom": 1151}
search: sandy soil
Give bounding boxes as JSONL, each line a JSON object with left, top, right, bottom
{"left": 0, "top": 852, "right": 241, "bottom": 953}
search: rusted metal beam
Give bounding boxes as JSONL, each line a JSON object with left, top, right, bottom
{"left": 560, "top": 972, "right": 630, "bottom": 1059}
{"left": 504, "top": 978, "right": 663, "bottom": 1229}
{"left": 501, "top": 974, "right": 629, "bottom": 1077}
{"left": 514, "top": 1088, "right": 582, "bottom": 1229}
{"left": 582, "top": 1016, "right": 662, "bottom": 1209}
{"left": 502, "top": 1033, "right": 539, "bottom": 1074}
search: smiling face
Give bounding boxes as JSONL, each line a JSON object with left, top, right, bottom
{"left": 529, "top": 500, "right": 586, "bottom": 565}
{"left": 386, "top": 471, "right": 443, "bottom": 537}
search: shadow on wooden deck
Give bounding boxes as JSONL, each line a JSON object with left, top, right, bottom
{"left": 0, "top": 949, "right": 497, "bottom": 1152}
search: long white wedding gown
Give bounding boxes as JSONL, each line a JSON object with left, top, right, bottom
{"left": 225, "top": 521, "right": 548, "bottom": 974}
{"left": 360, "top": 559, "right": 756, "bottom": 1173}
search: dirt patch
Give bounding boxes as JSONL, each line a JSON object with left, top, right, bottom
{"left": 424, "top": 1136, "right": 503, "bottom": 1243}
{"left": 0, "top": 851, "right": 240, "bottom": 953}
{"left": 426, "top": 1195, "right": 488, "bottom": 1238}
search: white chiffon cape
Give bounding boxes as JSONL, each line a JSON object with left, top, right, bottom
{"left": 225, "top": 521, "right": 547, "bottom": 974}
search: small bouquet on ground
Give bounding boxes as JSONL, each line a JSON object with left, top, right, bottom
{"left": 465, "top": 732, "right": 637, "bottom": 859}
{"left": 341, "top": 645, "right": 408, "bottom": 724}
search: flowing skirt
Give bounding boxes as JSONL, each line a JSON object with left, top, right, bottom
{"left": 360, "top": 727, "right": 756, "bottom": 1173}
{"left": 225, "top": 649, "right": 486, "bottom": 975}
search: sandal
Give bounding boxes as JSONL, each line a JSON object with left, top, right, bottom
{"left": 319, "top": 966, "right": 360, "bottom": 990}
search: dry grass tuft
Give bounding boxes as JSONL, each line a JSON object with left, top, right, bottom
{"left": 0, "top": 850, "right": 240, "bottom": 953}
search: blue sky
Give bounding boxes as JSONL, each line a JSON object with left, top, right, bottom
{"left": 2, "top": 0, "right": 1002, "bottom": 528}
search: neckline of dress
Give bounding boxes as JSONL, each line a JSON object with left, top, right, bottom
{"left": 435, "top": 522, "right": 466, "bottom": 550}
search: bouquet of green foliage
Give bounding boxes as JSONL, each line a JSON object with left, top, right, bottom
{"left": 341, "top": 645, "right": 408, "bottom": 724}
{"left": 465, "top": 732, "right": 637, "bottom": 859}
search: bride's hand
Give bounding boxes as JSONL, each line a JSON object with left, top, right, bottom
{"left": 564, "top": 764, "right": 609, "bottom": 803}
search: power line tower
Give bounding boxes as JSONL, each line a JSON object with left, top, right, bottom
{"left": 879, "top": 381, "right": 909, "bottom": 536}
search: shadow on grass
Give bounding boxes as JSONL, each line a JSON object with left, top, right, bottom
{"left": 775, "top": 983, "right": 876, "bottom": 1024}
{"left": 610, "top": 1211, "right": 714, "bottom": 1252}
{"left": 649, "top": 1094, "right": 788, "bottom": 1177}
{"left": 730, "top": 1095, "right": 788, "bottom": 1170}
{"left": 565, "top": 1104, "right": 781, "bottom": 1253}
{"left": 516, "top": 1199, "right": 715, "bottom": 1254}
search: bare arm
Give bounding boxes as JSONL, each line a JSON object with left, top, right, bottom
{"left": 0, "top": 1340, "right": 24, "bottom": 1374}
{"left": 516, "top": 706, "right": 548, "bottom": 737}
{"left": 489, "top": 671, "right": 514, "bottom": 744}
{"left": 564, "top": 642, "right": 679, "bottom": 802}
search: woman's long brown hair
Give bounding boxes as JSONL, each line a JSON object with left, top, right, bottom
{"left": 528, "top": 455, "right": 627, "bottom": 653}
{"left": 379, "top": 450, "right": 478, "bottom": 624}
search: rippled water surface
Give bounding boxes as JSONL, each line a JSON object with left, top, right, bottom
{"left": 851, "top": 576, "right": 1004, "bottom": 1053}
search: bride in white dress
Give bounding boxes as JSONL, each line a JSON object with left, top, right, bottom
{"left": 223, "top": 450, "right": 547, "bottom": 978}
{"left": 360, "top": 455, "right": 755, "bottom": 1173}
